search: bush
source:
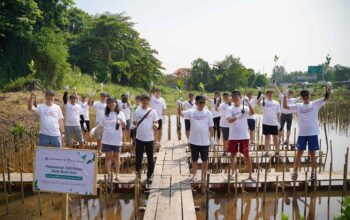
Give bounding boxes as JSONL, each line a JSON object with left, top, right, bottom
{"left": 2, "top": 76, "right": 43, "bottom": 92}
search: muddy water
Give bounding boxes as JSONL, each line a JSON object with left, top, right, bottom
{"left": 1, "top": 106, "right": 350, "bottom": 219}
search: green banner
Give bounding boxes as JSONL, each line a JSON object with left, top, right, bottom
{"left": 46, "top": 174, "right": 83, "bottom": 181}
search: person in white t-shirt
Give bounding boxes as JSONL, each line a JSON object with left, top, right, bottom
{"left": 217, "top": 92, "right": 231, "bottom": 155}
{"left": 226, "top": 90, "right": 255, "bottom": 180}
{"left": 28, "top": 90, "right": 65, "bottom": 147}
{"left": 246, "top": 92, "right": 258, "bottom": 143}
{"left": 91, "top": 93, "right": 108, "bottom": 153}
{"left": 63, "top": 94, "right": 84, "bottom": 148}
{"left": 180, "top": 95, "right": 215, "bottom": 181}
{"left": 78, "top": 95, "right": 91, "bottom": 139}
{"left": 274, "top": 85, "right": 300, "bottom": 145}
{"left": 181, "top": 92, "right": 196, "bottom": 139}
{"left": 91, "top": 97, "right": 126, "bottom": 181}
{"left": 132, "top": 95, "right": 159, "bottom": 183}
{"left": 257, "top": 89, "right": 281, "bottom": 153}
{"left": 284, "top": 86, "right": 332, "bottom": 181}
{"left": 209, "top": 92, "right": 221, "bottom": 142}
{"left": 117, "top": 93, "right": 131, "bottom": 130}
{"left": 149, "top": 83, "right": 166, "bottom": 146}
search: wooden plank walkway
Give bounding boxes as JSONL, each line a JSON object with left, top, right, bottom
{"left": 143, "top": 140, "right": 196, "bottom": 220}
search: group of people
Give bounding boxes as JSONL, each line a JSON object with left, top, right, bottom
{"left": 28, "top": 84, "right": 167, "bottom": 183}
{"left": 177, "top": 83, "right": 332, "bottom": 181}
{"left": 28, "top": 81, "right": 332, "bottom": 183}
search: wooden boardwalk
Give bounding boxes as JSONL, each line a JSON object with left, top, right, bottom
{"left": 143, "top": 140, "right": 196, "bottom": 220}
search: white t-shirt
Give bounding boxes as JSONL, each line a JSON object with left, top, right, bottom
{"left": 183, "top": 108, "right": 214, "bottom": 146}
{"left": 218, "top": 103, "right": 231, "bottom": 127}
{"left": 262, "top": 99, "right": 281, "bottom": 126}
{"left": 247, "top": 98, "right": 257, "bottom": 120}
{"left": 182, "top": 100, "right": 196, "bottom": 119}
{"left": 117, "top": 100, "right": 131, "bottom": 120}
{"left": 289, "top": 98, "right": 325, "bottom": 136}
{"left": 280, "top": 94, "right": 300, "bottom": 114}
{"left": 210, "top": 99, "right": 221, "bottom": 118}
{"left": 151, "top": 95, "right": 166, "bottom": 120}
{"left": 33, "top": 103, "right": 64, "bottom": 136}
{"left": 65, "top": 103, "right": 83, "bottom": 126}
{"left": 133, "top": 108, "right": 159, "bottom": 142}
{"left": 93, "top": 101, "right": 107, "bottom": 124}
{"left": 226, "top": 105, "right": 250, "bottom": 140}
{"left": 78, "top": 100, "right": 90, "bottom": 121}
{"left": 100, "top": 111, "right": 126, "bottom": 146}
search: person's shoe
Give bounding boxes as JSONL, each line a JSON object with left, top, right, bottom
{"left": 291, "top": 170, "right": 298, "bottom": 181}
{"left": 190, "top": 175, "right": 198, "bottom": 183}
{"left": 311, "top": 172, "right": 317, "bottom": 181}
{"left": 147, "top": 176, "right": 153, "bottom": 184}
{"left": 246, "top": 176, "right": 256, "bottom": 182}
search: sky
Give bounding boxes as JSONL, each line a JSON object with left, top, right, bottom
{"left": 75, "top": 0, "right": 350, "bottom": 75}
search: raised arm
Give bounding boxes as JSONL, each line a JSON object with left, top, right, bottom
{"left": 28, "top": 93, "right": 35, "bottom": 111}
{"left": 283, "top": 95, "right": 290, "bottom": 109}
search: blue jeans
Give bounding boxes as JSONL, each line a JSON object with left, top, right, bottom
{"left": 39, "top": 133, "right": 62, "bottom": 148}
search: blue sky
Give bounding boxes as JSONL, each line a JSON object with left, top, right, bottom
{"left": 74, "top": 0, "right": 350, "bottom": 75}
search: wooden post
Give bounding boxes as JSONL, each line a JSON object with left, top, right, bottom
{"left": 134, "top": 174, "right": 139, "bottom": 219}
{"left": 240, "top": 180, "right": 244, "bottom": 220}
{"left": 104, "top": 175, "right": 109, "bottom": 200}
{"left": 256, "top": 164, "right": 260, "bottom": 196}
{"left": 37, "top": 191, "right": 43, "bottom": 216}
{"left": 234, "top": 171, "right": 238, "bottom": 207}
{"left": 205, "top": 173, "right": 210, "bottom": 220}
{"left": 274, "top": 176, "right": 279, "bottom": 219}
{"left": 304, "top": 171, "right": 308, "bottom": 218}
{"left": 99, "top": 180, "right": 103, "bottom": 219}
{"left": 263, "top": 168, "right": 267, "bottom": 206}
{"left": 19, "top": 148, "right": 24, "bottom": 204}
{"left": 62, "top": 193, "right": 69, "bottom": 220}
{"left": 1, "top": 147, "right": 9, "bottom": 214}
{"left": 227, "top": 167, "right": 230, "bottom": 194}
{"left": 341, "top": 147, "right": 349, "bottom": 206}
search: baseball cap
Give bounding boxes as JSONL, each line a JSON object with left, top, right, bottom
{"left": 45, "top": 90, "right": 56, "bottom": 96}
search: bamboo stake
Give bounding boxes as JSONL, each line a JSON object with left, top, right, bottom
{"left": 37, "top": 191, "right": 43, "bottom": 216}
{"left": 235, "top": 171, "right": 238, "bottom": 207}
{"left": 205, "top": 173, "right": 210, "bottom": 220}
{"left": 304, "top": 171, "right": 308, "bottom": 218}
{"left": 341, "top": 147, "right": 349, "bottom": 208}
{"left": 19, "top": 147, "right": 24, "bottom": 204}
{"left": 263, "top": 168, "right": 267, "bottom": 206}
{"left": 227, "top": 167, "right": 230, "bottom": 194}
{"left": 1, "top": 146, "right": 9, "bottom": 215}
{"left": 99, "top": 180, "right": 103, "bottom": 219}
{"left": 256, "top": 164, "right": 260, "bottom": 196}
{"left": 274, "top": 176, "right": 279, "bottom": 219}
{"left": 240, "top": 180, "right": 244, "bottom": 220}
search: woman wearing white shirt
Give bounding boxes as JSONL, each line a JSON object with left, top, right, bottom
{"left": 257, "top": 89, "right": 281, "bottom": 153}
{"left": 210, "top": 92, "right": 221, "bottom": 142}
{"left": 217, "top": 92, "right": 231, "bottom": 155}
{"left": 92, "top": 97, "right": 126, "bottom": 181}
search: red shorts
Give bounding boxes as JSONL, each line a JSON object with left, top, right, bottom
{"left": 228, "top": 139, "right": 249, "bottom": 156}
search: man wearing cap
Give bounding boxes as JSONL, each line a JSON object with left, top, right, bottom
{"left": 149, "top": 83, "right": 167, "bottom": 146}
{"left": 91, "top": 92, "right": 108, "bottom": 153}
{"left": 226, "top": 90, "right": 255, "bottom": 180}
{"left": 274, "top": 84, "right": 300, "bottom": 145}
{"left": 283, "top": 86, "right": 332, "bottom": 181}
{"left": 64, "top": 94, "right": 84, "bottom": 148}
{"left": 257, "top": 89, "right": 281, "bottom": 154}
{"left": 28, "top": 90, "right": 65, "bottom": 147}
{"left": 132, "top": 94, "right": 159, "bottom": 183}
{"left": 179, "top": 95, "right": 215, "bottom": 181}
{"left": 180, "top": 92, "right": 196, "bottom": 139}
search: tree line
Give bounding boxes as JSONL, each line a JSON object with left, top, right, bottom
{"left": 0, "top": 0, "right": 163, "bottom": 90}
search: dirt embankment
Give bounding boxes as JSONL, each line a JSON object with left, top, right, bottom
{"left": 0, "top": 91, "right": 66, "bottom": 136}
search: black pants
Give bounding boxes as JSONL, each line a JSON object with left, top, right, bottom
{"left": 213, "top": 116, "right": 221, "bottom": 140}
{"left": 135, "top": 139, "right": 154, "bottom": 178}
